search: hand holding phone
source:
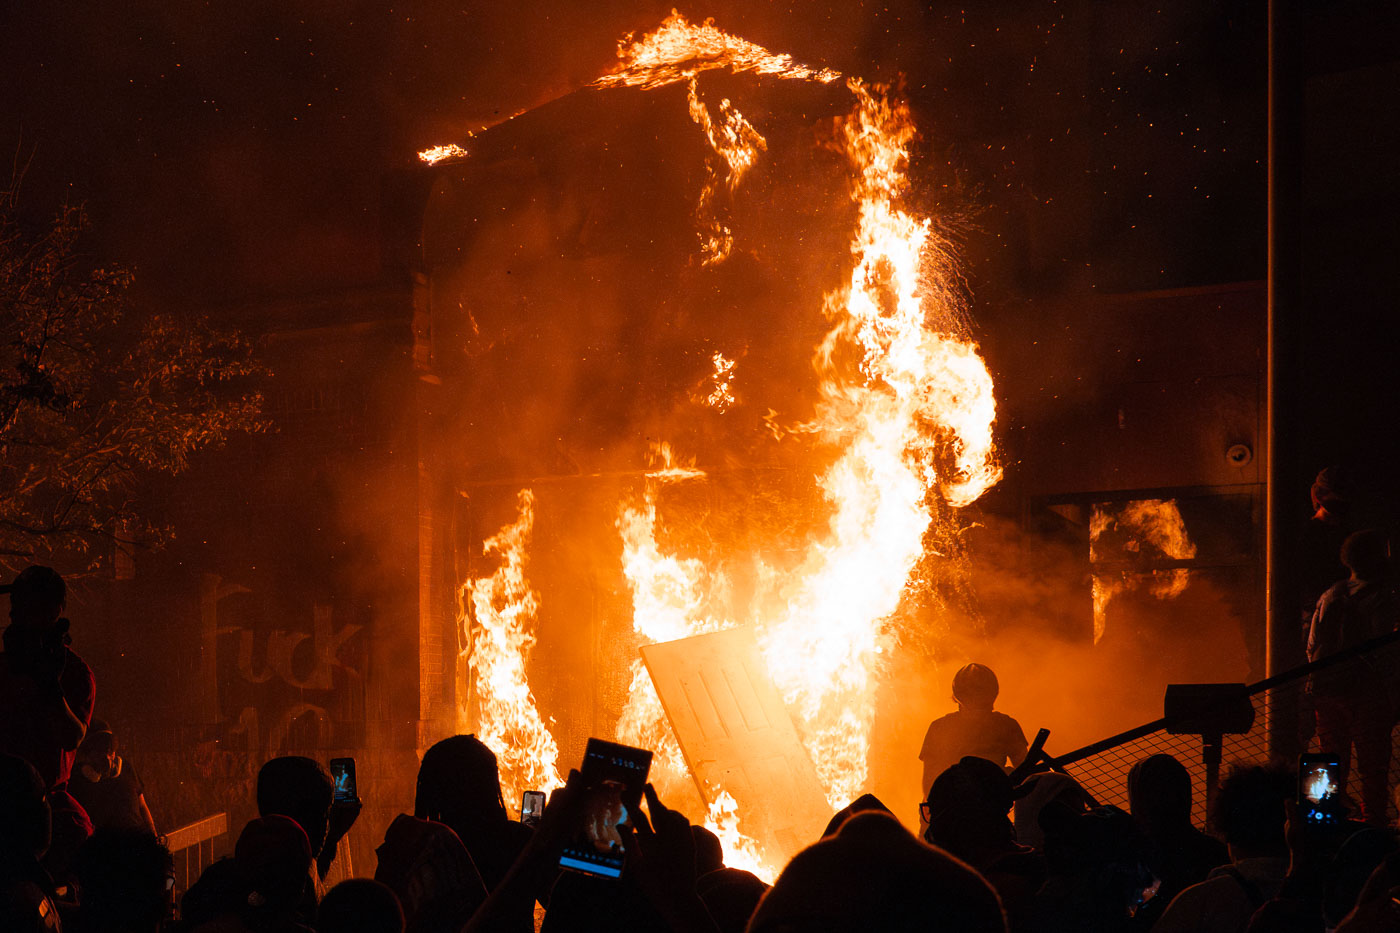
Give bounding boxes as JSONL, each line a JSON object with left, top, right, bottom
{"left": 1298, "top": 753, "right": 1342, "bottom": 829}
{"left": 557, "top": 739, "right": 653, "bottom": 879}
{"left": 330, "top": 757, "right": 358, "bottom": 804}
{"left": 521, "top": 790, "right": 546, "bottom": 828}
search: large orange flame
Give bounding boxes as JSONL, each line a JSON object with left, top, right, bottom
{"left": 760, "top": 79, "right": 1000, "bottom": 807}
{"left": 459, "top": 490, "right": 564, "bottom": 808}
{"left": 615, "top": 444, "right": 723, "bottom": 803}
{"left": 453, "top": 15, "right": 1001, "bottom": 880}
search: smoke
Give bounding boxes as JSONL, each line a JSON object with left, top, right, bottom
{"left": 860, "top": 506, "right": 1255, "bottom": 828}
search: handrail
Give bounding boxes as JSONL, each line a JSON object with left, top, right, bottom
{"left": 164, "top": 812, "right": 228, "bottom": 853}
{"left": 1055, "top": 626, "right": 1400, "bottom": 768}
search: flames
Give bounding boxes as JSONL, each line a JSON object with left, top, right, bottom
{"left": 459, "top": 490, "right": 563, "bottom": 808}
{"left": 418, "top": 143, "right": 468, "bottom": 165}
{"left": 704, "top": 352, "right": 737, "bottom": 411}
{"left": 593, "top": 11, "right": 840, "bottom": 91}
{"left": 1090, "top": 499, "right": 1197, "bottom": 643}
{"left": 758, "top": 78, "right": 999, "bottom": 806}
{"left": 452, "top": 15, "right": 1002, "bottom": 878}
{"left": 704, "top": 790, "right": 769, "bottom": 878}
{"left": 594, "top": 11, "right": 837, "bottom": 264}
{"left": 685, "top": 82, "right": 766, "bottom": 262}
{"left": 614, "top": 444, "right": 723, "bottom": 805}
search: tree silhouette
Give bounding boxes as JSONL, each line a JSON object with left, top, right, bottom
{"left": 1, "top": 187, "right": 266, "bottom": 575}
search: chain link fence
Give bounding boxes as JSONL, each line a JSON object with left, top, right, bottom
{"left": 1054, "top": 629, "right": 1400, "bottom": 827}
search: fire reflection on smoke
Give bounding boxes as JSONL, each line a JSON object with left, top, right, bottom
{"left": 1090, "top": 499, "right": 1197, "bottom": 644}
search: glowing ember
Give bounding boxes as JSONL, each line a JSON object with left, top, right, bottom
{"left": 704, "top": 352, "right": 737, "bottom": 411}
{"left": 459, "top": 490, "right": 563, "bottom": 808}
{"left": 418, "top": 143, "right": 469, "bottom": 165}
{"left": 1090, "top": 499, "right": 1197, "bottom": 643}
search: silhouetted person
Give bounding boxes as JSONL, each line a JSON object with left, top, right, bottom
{"left": 411, "top": 735, "right": 534, "bottom": 933}
{"left": 1013, "top": 772, "right": 1098, "bottom": 850}
{"left": 1307, "top": 529, "right": 1400, "bottom": 824}
{"left": 749, "top": 810, "right": 1007, "bottom": 932}
{"left": 1152, "top": 763, "right": 1294, "bottom": 933}
{"left": 1033, "top": 803, "right": 1156, "bottom": 933}
{"left": 179, "top": 857, "right": 248, "bottom": 932}
{"left": 689, "top": 824, "right": 769, "bottom": 933}
{"left": 822, "top": 792, "right": 893, "bottom": 838}
{"left": 318, "top": 879, "right": 404, "bottom": 933}
{"left": 1300, "top": 467, "right": 1358, "bottom": 640}
{"left": 1320, "top": 828, "right": 1398, "bottom": 931}
{"left": 923, "top": 757, "right": 1043, "bottom": 931}
{"left": 0, "top": 567, "right": 96, "bottom": 882}
{"left": 232, "top": 816, "right": 315, "bottom": 933}
{"left": 72, "top": 828, "right": 172, "bottom": 933}
{"left": 0, "top": 753, "right": 61, "bottom": 933}
{"left": 691, "top": 825, "right": 722, "bottom": 877}
{"left": 256, "top": 756, "right": 357, "bottom": 897}
{"left": 69, "top": 721, "right": 155, "bottom": 835}
{"left": 1126, "top": 754, "right": 1227, "bottom": 929}
{"left": 920, "top": 664, "right": 1027, "bottom": 799}
{"left": 373, "top": 807, "right": 487, "bottom": 933}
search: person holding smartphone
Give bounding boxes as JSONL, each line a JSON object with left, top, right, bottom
{"left": 411, "top": 736, "right": 536, "bottom": 933}
{"left": 256, "top": 755, "right": 360, "bottom": 914}
{"left": 1307, "top": 529, "right": 1400, "bottom": 825}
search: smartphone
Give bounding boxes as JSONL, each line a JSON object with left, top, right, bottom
{"left": 329, "top": 757, "right": 358, "bottom": 804}
{"left": 1298, "top": 753, "right": 1342, "bottom": 828}
{"left": 521, "top": 790, "right": 546, "bottom": 828}
{"left": 558, "top": 738, "right": 653, "bottom": 879}
{"left": 1129, "top": 874, "right": 1161, "bottom": 918}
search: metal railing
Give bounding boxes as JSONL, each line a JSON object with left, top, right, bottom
{"left": 164, "top": 812, "right": 229, "bottom": 895}
{"left": 1054, "top": 627, "right": 1400, "bottom": 826}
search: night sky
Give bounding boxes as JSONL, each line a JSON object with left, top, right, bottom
{"left": 2, "top": 0, "right": 1296, "bottom": 305}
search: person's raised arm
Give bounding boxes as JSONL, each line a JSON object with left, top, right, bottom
{"left": 616, "top": 783, "right": 719, "bottom": 933}
{"left": 318, "top": 796, "right": 361, "bottom": 880}
{"left": 461, "top": 771, "right": 586, "bottom": 933}
{"left": 138, "top": 793, "right": 156, "bottom": 835}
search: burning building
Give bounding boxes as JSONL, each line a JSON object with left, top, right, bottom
{"left": 409, "top": 15, "right": 1002, "bottom": 873}
{"left": 61, "top": 0, "right": 1400, "bottom": 889}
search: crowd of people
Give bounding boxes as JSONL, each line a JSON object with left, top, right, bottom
{"left": 2, "top": 469, "right": 1399, "bottom": 932}
{"left": 11, "top": 718, "right": 1400, "bottom": 933}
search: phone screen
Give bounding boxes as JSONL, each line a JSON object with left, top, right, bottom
{"left": 329, "top": 757, "right": 357, "bottom": 803}
{"left": 1299, "top": 754, "right": 1342, "bottom": 827}
{"left": 558, "top": 738, "right": 652, "bottom": 878}
{"left": 522, "top": 790, "right": 546, "bottom": 827}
